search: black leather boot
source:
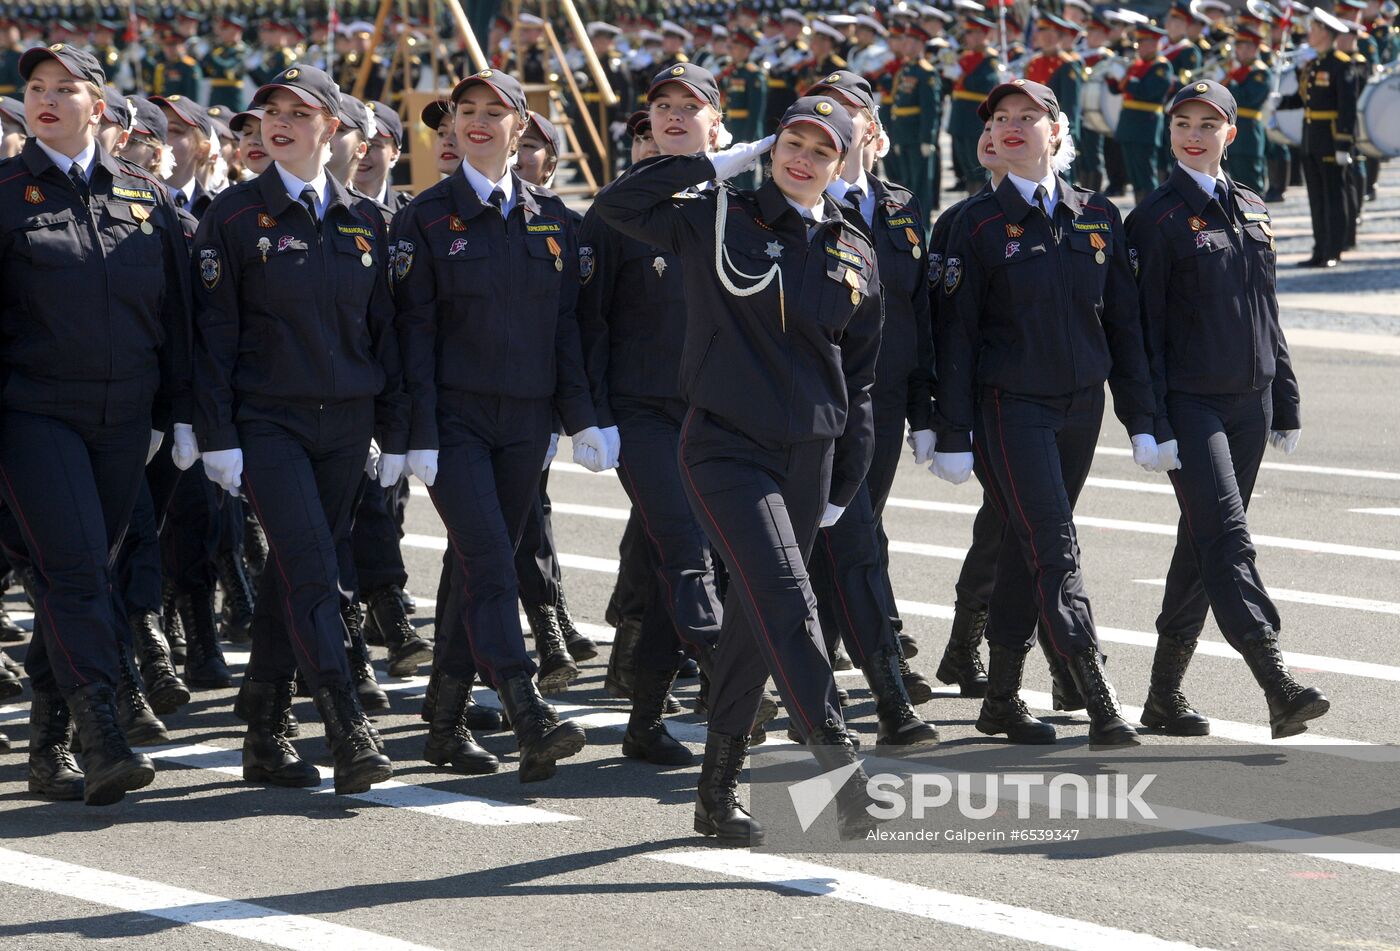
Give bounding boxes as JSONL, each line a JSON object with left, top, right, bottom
{"left": 936, "top": 606, "right": 988, "bottom": 697}
{"left": 162, "top": 582, "right": 186, "bottom": 666}
{"left": 1239, "top": 633, "right": 1330, "bottom": 739}
{"left": 693, "top": 730, "right": 763, "bottom": 846}
{"left": 498, "top": 672, "right": 586, "bottom": 783}
{"left": 420, "top": 667, "right": 498, "bottom": 730}
{"left": 216, "top": 551, "right": 256, "bottom": 644}
{"left": 68, "top": 682, "right": 156, "bottom": 805}
{"left": 27, "top": 690, "right": 84, "bottom": 801}
{"left": 366, "top": 585, "right": 433, "bottom": 677}
{"left": 1067, "top": 649, "right": 1140, "bottom": 748}
{"left": 1039, "top": 628, "right": 1084, "bottom": 711}
{"left": 241, "top": 679, "right": 319, "bottom": 787}
{"left": 312, "top": 682, "right": 393, "bottom": 795}
{"left": 129, "top": 611, "right": 190, "bottom": 714}
{"left": 0, "top": 647, "right": 21, "bottom": 701}
{"left": 830, "top": 645, "right": 853, "bottom": 671}
{"left": 807, "top": 721, "right": 885, "bottom": 840}
{"left": 0, "top": 604, "right": 24, "bottom": 642}
{"left": 899, "top": 650, "right": 933, "bottom": 705}
{"left": 864, "top": 648, "right": 940, "bottom": 746}
{"left": 622, "top": 667, "right": 693, "bottom": 766}
{"left": 344, "top": 603, "right": 390, "bottom": 712}
{"left": 525, "top": 601, "right": 579, "bottom": 695}
{"left": 976, "top": 643, "right": 1056, "bottom": 744}
{"left": 555, "top": 588, "right": 597, "bottom": 661}
{"left": 750, "top": 689, "right": 780, "bottom": 745}
{"left": 116, "top": 640, "right": 170, "bottom": 746}
{"left": 604, "top": 616, "right": 643, "bottom": 699}
{"left": 423, "top": 671, "right": 499, "bottom": 775}
{"left": 178, "top": 586, "right": 232, "bottom": 688}
{"left": 243, "top": 510, "right": 269, "bottom": 577}
{"left": 1140, "top": 638, "right": 1210, "bottom": 735}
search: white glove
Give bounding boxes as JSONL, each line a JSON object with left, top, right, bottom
{"left": 930, "top": 451, "right": 974, "bottom": 485}
{"left": 542, "top": 431, "right": 559, "bottom": 471}
{"left": 407, "top": 448, "right": 439, "bottom": 487}
{"left": 600, "top": 425, "right": 622, "bottom": 469}
{"left": 1155, "top": 438, "right": 1182, "bottom": 472}
{"left": 1335, "top": 150, "right": 1354, "bottom": 167}
{"left": 819, "top": 502, "right": 846, "bottom": 528}
{"left": 1130, "top": 433, "right": 1160, "bottom": 472}
{"left": 571, "top": 426, "right": 612, "bottom": 473}
{"left": 378, "top": 453, "right": 406, "bottom": 488}
{"left": 365, "top": 440, "right": 381, "bottom": 479}
{"left": 1269, "top": 429, "right": 1301, "bottom": 455}
{"left": 147, "top": 430, "right": 164, "bottom": 465}
{"left": 171, "top": 423, "right": 200, "bottom": 471}
{"left": 919, "top": 142, "right": 934, "bottom": 158}
{"left": 708, "top": 135, "right": 775, "bottom": 181}
{"left": 907, "top": 429, "right": 937, "bottom": 465}
{"left": 201, "top": 448, "right": 243, "bottom": 498}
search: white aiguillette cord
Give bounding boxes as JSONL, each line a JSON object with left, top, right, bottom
{"left": 714, "top": 186, "right": 786, "bottom": 331}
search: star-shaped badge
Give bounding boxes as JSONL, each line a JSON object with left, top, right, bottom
{"left": 765, "top": 240, "right": 783, "bottom": 259}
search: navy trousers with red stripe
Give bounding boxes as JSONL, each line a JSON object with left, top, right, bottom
{"left": 973, "top": 386, "right": 1105, "bottom": 655}
{"left": 426, "top": 391, "right": 550, "bottom": 688}
{"left": 238, "top": 400, "right": 366, "bottom": 690}
{"left": 1157, "top": 388, "right": 1279, "bottom": 648}
{"left": 0, "top": 407, "right": 148, "bottom": 693}
{"left": 351, "top": 477, "right": 410, "bottom": 598}
{"left": 614, "top": 396, "right": 723, "bottom": 672}
{"left": 679, "top": 408, "right": 843, "bottom": 741}
{"left": 515, "top": 468, "right": 562, "bottom": 611}
{"left": 808, "top": 398, "right": 906, "bottom": 667}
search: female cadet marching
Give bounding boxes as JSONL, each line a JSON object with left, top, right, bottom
{"left": 393, "top": 69, "right": 610, "bottom": 784}
{"left": 0, "top": 44, "right": 190, "bottom": 805}
{"left": 1125, "top": 80, "right": 1329, "bottom": 740}
{"left": 595, "top": 95, "right": 885, "bottom": 845}
{"left": 577, "top": 63, "right": 732, "bottom": 769}
{"left": 801, "top": 69, "right": 941, "bottom": 747}
{"left": 931, "top": 80, "right": 1161, "bottom": 749}
{"left": 190, "top": 64, "right": 407, "bottom": 796}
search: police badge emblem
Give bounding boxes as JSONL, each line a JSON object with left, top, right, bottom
{"left": 198, "top": 248, "right": 221, "bottom": 290}
{"left": 653, "top": 256, "right": 667, "bottom": 277}
{"left": 579, "top": 245, "right": 595, "bottom": 284}
{"left": 393, "top": 239, "right": 415, "bottom": 283}
{"left": 943, "top": 255, "right": 962, "bottom": 295}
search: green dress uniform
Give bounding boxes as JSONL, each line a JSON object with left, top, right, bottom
{"left": 720, "top": 59, "right": 767, "bottom": 141}
{"left": 250, "top": 46, "right": 297, "bottom": 87}
{"left": 1277, "top": 47, "right": 1360, "bottom": 263}
{"left": 948, "top": 48, "right": 1001, "bottom": 188}
{"left": 1076, "top": 47, "right": 1113, "bottom": 190}
{"left": 1159, "top": 41, "right": 1203, "bottom": 178}
{"left": 888, "top": 56, "right": 941, "bottom": 219}
{"left": 202, "top": 41, "right": 247, "bottom": 110}
{"left": 0, "top": 48, "right": 23, "bottom": 96}
{"left": 1224, "top": 60, "right": 1272, "bottom": 193}
{"left": 1114, "top": 56, "right": 1173, "bottom": 201}
{"left": 765, "top": 39, "right": 808, "bottom": 132}
{"left": 1048, "top": 52, "right": 1085, "bottom": 142}
{"left": 144, "top": 53, "right": 202, "bottom": 100}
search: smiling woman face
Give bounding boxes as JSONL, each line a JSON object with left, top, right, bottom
{"left": 260, "top": 88, "right": 338, "bottom": 179}
{"left": 1170, "top": 99, "right": 1236, "bottom": 175}
{"left": 453, "top": 84, "right": 524, "bottom": 178}
{"left": 990, "top": 92, "right": 1057, "bottom": 180}
{"left": 237, "top": 115, "right": 271, "bottom": 174}
{"left": 977, "top": 123, "right": 1007, "bottom": 178}
{"left": 434, "top": 114, "right": 461, "bottom": 176}
{"left": 770, "top": 122, "right": 845, "bottom": 209}
{"left": 24, "top": 59, "right": 103, "bottom": 154}
{"left": 648, "top": 84, "right": 720, "bottom": 155}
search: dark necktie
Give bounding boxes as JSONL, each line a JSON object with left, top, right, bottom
{"left": 1033, "top": 183, "right": 1050, "bottom": 218}
{"left": 68, "top": 163, "right": 90, "bottom": 206}
{"left": 1214, "top": 180, "right": 1235, "bottom": 224}
{"left": 173, "top": 189, "right": 187, "bottom": 209}
{"left": 488, "top": 187, "right": 506, "bottom": 216}
{"left": 845, "top": 185, "right": 864, "bottom": 210}
{"left": 300, "top": 185, "right": 319, "bottom": 227}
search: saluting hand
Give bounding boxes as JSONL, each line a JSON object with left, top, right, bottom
{"left": 708, "top": 135, "right": 776, "bottom": 182}
{"left": 930, "top": 451, "right": 974, "bottom": 485}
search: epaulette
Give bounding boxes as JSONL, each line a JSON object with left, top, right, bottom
{"left": 1333, "top": 50, "right": 1352, "bottom": 62}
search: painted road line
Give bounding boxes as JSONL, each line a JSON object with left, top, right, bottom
{"left": 650, "top": 851, "right": 1221, "bottom": 951}
{"left": 0, "top": 703, "right": 23, "bottom": 724}
{"left": 1135, "top": 579, "right": 1400, "bottom": 617}
{"left": 402, "top": 535, "right": 1400, "bottom": 687}
{"left": 1351, "top": 508, "right": 1400, "bottom": 517}
{"left": 0, "top": 846, "right": 443, "bottom": 951}
{"left": 1095, "top": 445, "right": 1400, "bottom": 482}
{"left": 1084, "top": 476, "right": 1176, "bottom": 495}
{"left": 146, "top": 744, "right": 579, "bottom": 825}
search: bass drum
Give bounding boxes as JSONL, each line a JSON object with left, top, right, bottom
{"left": 1358, "top": 68, "right": 1400, "bottom": 159}
{"left": 1082, "top": 56, "right": 1127, "bottom": 137}
{"left": 1267, "top": 69, "right": 1303, "bottom": 147}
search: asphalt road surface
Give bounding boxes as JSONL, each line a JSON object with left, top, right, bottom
{"left": 1, "top": 162, "right": 1398, "bottom": 951}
